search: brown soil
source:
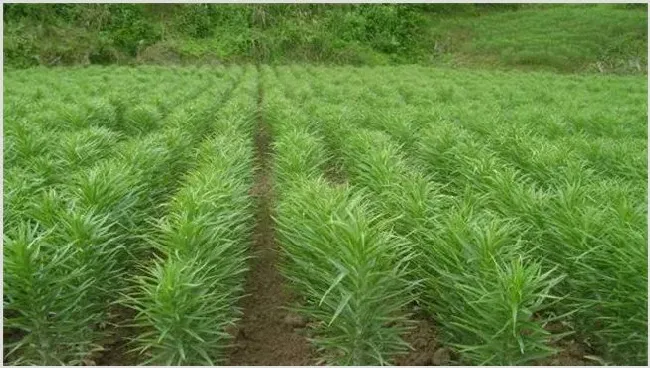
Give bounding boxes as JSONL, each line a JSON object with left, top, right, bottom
{"left": 395, "top": 316, "right": 599, "bottom": 366}
{"left": 226, "top": 71, "right": 314, "bottom": 366}
{"left": 538, "top": 341, "right": 596, "bottom": 366}
{"left": 536, "top": 322, "right": 599, "bottom": 366}
{"left": 396, "top": 311, "right": 451, "bottom": 366}
{"left": 92, "top": 306, "right": 139, "bottom": 366}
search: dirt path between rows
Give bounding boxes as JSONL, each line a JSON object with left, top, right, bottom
{"left": 226, "top": 70, "right": 314, "bottom": 366}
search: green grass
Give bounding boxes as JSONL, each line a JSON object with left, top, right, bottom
{"left": 4, "top": 4, "right": 647, "bottom": 73}
{"left": 426, "top": 4, "right": 648, "bottom": 73}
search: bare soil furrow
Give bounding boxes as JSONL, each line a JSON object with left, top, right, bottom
{"left": 226, "top": 69, "right": 313, "bottom": 366}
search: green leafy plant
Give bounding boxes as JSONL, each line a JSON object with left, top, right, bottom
{"left": 126, "top": 132, "right": 254, "bottom": 365}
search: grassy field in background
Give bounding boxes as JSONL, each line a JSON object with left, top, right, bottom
{"left": 425, "top": 4, "right": 647, "bottom": 73}
{"left": 3, "top": 64, "right": 647, "bottom": 365}
{"left": 3, "top": 4, "right": 647, "bottom": 73}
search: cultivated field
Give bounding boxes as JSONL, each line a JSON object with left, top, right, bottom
{"left": 3, "top": 65, "right": 647, "bottom": 366}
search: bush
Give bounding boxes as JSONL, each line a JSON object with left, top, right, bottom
{"left": 175, "top": 4, "right": 213, "bottom": 38}
{"left": 360, "top": 5, "right": 427, "bottom": 54}
{"left": 3, "top": 3, "right": 647, "bottom": 71}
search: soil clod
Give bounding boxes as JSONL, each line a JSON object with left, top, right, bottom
{"left": 396, "top": 313, "right": 439, "bottom": 366}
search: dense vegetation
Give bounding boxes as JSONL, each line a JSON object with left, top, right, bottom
{"left": 4, "top": 65, "right": 257, "bottom": 365}
{"left": 4, "top": 64, "right": 647, "bottom": 365}
{"left": 3, "top": 3, "right": 648, "bottom": 366}
{"left": 3, "top": 3, "right": 647, "bottom": 73}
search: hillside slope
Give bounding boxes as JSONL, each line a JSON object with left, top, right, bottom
{"left": 3, "top": 4, "right": 647, "bottom": 73}
{"left": 426, "top": 4, "right": 647, "bottom": 73}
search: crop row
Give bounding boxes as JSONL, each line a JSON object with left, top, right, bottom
{"left": 3, "top": 64, "right": 646, "bottom": 365}
{"left": 4, "top": 67, "right": 246, "bottom": 229}
{"left": 4, "top": 66, "right": 246, "bottom": 169}
{"left": 3, "top": 66, "right": 257, "bottom": 365}
{"left": 5, "top": 65, "right": 241, "bottom": 124}
{"left": 275, "top": 65, "right": 646, "bottom": 365}
{"left": 125, "top": 70, "right": 257, "bottom": 365}
{"left": 263, "top": 66, "right": 416, "bottom": 365}
{"left": 269, "top": 67, "right": 561, "bottom": 365}
{"left": 295, "top": 65, "right": 646, "bottom": 186}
